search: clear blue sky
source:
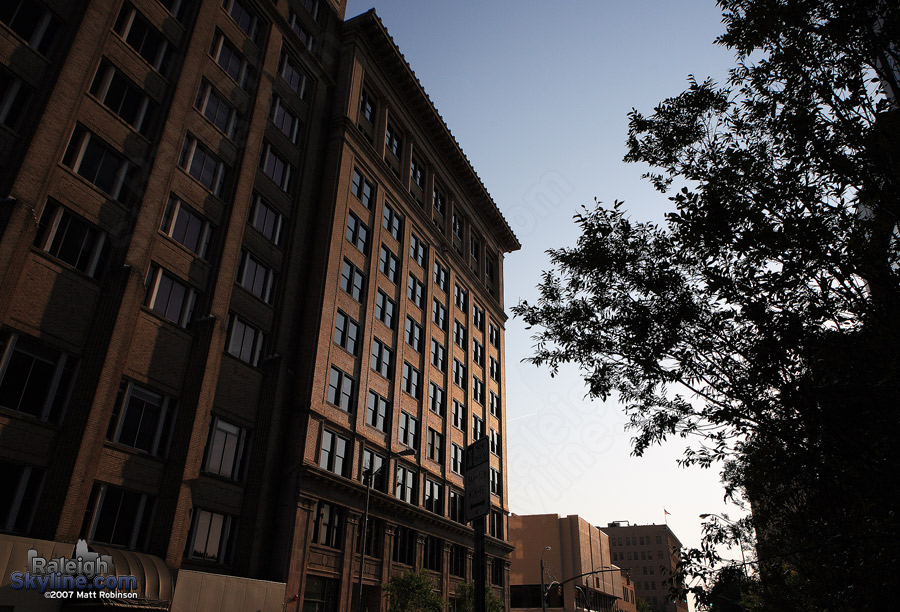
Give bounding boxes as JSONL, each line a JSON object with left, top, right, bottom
{"left": 345, "top": 0, "right": 744, "bottom": 574}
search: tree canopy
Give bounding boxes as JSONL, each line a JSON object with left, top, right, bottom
{"left": 383, "top": 570, "right": 444, "bottom": 612}
{"left": 513, "top": 1, "right": 900, "bottom": 609}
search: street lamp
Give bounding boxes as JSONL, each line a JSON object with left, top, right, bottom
{"left": 540, "top": 545, "right": 551, "bottom": 612}
{"left": 699, "top": 513, "right": 747, "bottom": 575}
{"left": 356, "top": 448, "right": 416, "bottom": 612}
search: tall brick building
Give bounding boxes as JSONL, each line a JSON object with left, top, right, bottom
{"left": 0, "top": 1, "right": 518, "bottom": 610}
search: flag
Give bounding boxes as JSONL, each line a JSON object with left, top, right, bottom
{"left": 664, "top": 509, "right": 671, "bottom": 515}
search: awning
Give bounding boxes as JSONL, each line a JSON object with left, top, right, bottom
{"left": 87, "top": 544, "right": 174, "bottom": 607}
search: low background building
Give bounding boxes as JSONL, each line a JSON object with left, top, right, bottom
{"left": 508, "top": 514, "right": 623, "bottom": 612}
{"left": 605, "top": 523, "right": 687, "bottom": 612}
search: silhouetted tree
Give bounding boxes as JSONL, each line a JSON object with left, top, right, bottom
{"left": 514, "top": 1, "right": 900, "bottom": 609}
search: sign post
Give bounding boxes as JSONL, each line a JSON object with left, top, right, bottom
{"left": 465, "top": 437, "right": 491, "bottom": 612}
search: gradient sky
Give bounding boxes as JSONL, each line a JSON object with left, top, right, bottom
{"left": 344, "top": 0, "right": 745, "bottom": 578}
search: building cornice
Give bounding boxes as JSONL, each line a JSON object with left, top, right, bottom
{"left": 342, "top": 10, "right": 521, "bottom": 254}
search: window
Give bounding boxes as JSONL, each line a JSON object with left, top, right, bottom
{"left": 490, "top": 391, "right": 501, "bottom": 417}
{"left": 490, "top": 509, "right": 504, "bottom": 539}
{"left": 312, "top": 501, "right": 343, "bottom": 548}
{"left": 288, "top": 11, "right": 315, "bottom": 51}
{"left": 490, "top": 468, "right": 501, "bottom": 496}
{"left": 393, "top": 526, "right": 416, "bottom": 565}
{"left": 450, "top": 544, "right": 467, "bottom": 578}
{"left": 91, "top": 60, "right": 156, "bottom": 135}
{"left": 395, "top": 464, "right": 417, "bottom": 504}
{"left": 489, "top": 322, "right": 500, "bottom": 348}
{"left": 486, "top": 254, "right": 498, "bottom": 294}
{"left": 203, "top": 415, "right": 250, "bottom": 480}
{"left": 362, "top": 448, "right": 386, "bottom": 492}
{"left": 83, "top": 484, "right": 155, "bottom": 551}
{"left": 385, "top": 123, "right": 402, "bottom": 157}
{"left": 409, "top": 233, "right": 426, "bottom": 267}
{"left": 319, "top": 428, "right": 349, "bottom": 476}
{"left": 209, "top": 30, "right": 252, "bottom": 88}
{"left": 249, "top": 194, "right": 283, "bottom": 245}
{"left": 158, "top": 0, "right": 189, "bottom": 21}
{"left": 0, "top": 460, "right": 44, "bottom": 533}
{"left": 473, "top": 304, "right": 485, "bottom": 331}
{"left": 63, "top": 127, "right": 135, "bottom": 202}
{"left": 451, "top": 444, "right": 464, "bottom": 475}
{"left": 326, "top": 366, "right": 355, "bottom": 413}
{"left": 144, "top": 263, "right": 198, "bottom": 327}
{"left": 473, "top": 377, "right": 484, "bottom": 404}
{"left": 352, "top": 168, "right": 375, "bottom": 209}
{"left": 472, "top": 415, "right": 484, "bottom": 440}
{"left": 433, "top": 261, "right": 447, "bottom": 292}
{"left": 410, "top": 156, "right": 424, "bottom": 189}
{"left": 432, "top": 299, "right": 447, "bottom": 331}
{"left": 34, "top": 200, "right": 109, "bottom": 278}
{"left": 424, "top": 535, "right": 443, "bottom": 571}
{"left": 453, "top": 212, "right": 464, "bottom": 241}
{"left": 179, "top": 135, "right": 227, "bottom": 196}
{"left": 407, "top": 273, "right": 424, "bottom": 308}
{"left": 448, "top": 489, "right": 465, "bottom": 524}
{"left": 259, "top": 141, "right": 293, "bottom": 192}
{"left": 226, "top": 315, "right": 265, "bottom": 366}
{"left": 433, "top": 184, "right": 447, "bottom": 218}
{"left": 399, "top": 411, "right": 418, "bottom": 448}
{"left": 340, "top": 259, "right": 365, "bottom": 301}
{"left": 1, "top": 1, "right": 60, "bottom": 55}
{"left": 429, "top": 383, "right": 444, "bottom": 417}
{"left": 453, "top": 359, "right": 467, "bottom": 390}
{"left": 0, "top": 333, "right": 75, "bottom": 423}
{"left": 0, "top": 69, "right": 32, "bottom": 131}
{"left": 334, "top": 310, "right": 360, "bottom": 355}
{"left": 370, "top": 338, "right": 393, "bottom": 378}
{"left": 278, "top": 51, "right": 308, "bottom": 100}
{"left": 379, "top": 244, "right": 399, "bottom": 282}
{"left": 160, "top": 196, "right": 212, "bottom": 258}
{"left": 430, "top": 339, "right": 446, "bottom": 372}
{"left": 402, "top": 362, "right": 421, "bottom": 399}
{"left": 473, "top": 340, "right": 484, "bottom": 367}
{"left": 470, "top": 236, "right": 481, "bottom": 271}
{"left": 115, "top": 4, "right": 170, "bottom": 72}
{"left": 490, "top": 429, "right": 501, "bottom": 455}
{"left": 359, "top": 88, "right": 376, "bottom": 124}
{"left": 236, "top": 250, "right": 276, "bottom": 303}
{"left": 452, "top": 400, "right": 466, "bottom": 431}
{"left": 107, "top": 381, "right": 176, "bottom": 457}
{"left": 454, "top": 284, "right": 467, "bottom": 310}
{"left": 366, "top": 391, "right": 390, "bottom": 433}
{"left": 383, "top": 202, "right": 402, "bottom": 240}
{"left": 195, "top": 80, "right": 237, "bottom": 138}
{"left": 346, "top": 212, "right": 369, "bottom": 254}
{"left": 269, "top": 95, "right": 301, "bottom": 144}
{"left": 375, "top": 290, "right": 396, "bottom": 329}
{"left": 454, "top": 321, "right": 466, "bottom": 349}
{"left": 491, "top": 556, "right": 504, "bottom": 586}
{"left": 223, "top": 0, "right": 259, "bottom": 42}
{"left": 187, "top": 508, "right": 236, "bottom": 563}
{"left": 490, "top": 357, "right": 501, "bottom": 381}
{"left": 424, "top": 479, "right": 443, "bottom": 515}
{"left": 405, "top": 316, "right": 423, "bottom": 351}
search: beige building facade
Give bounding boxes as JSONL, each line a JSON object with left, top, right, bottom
{"left": 508, "top": 514, "right": 630, "bottom": 612}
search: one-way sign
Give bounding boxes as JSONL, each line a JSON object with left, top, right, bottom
{"left": 464, "top": 437, "right": 491, "bottom": 523}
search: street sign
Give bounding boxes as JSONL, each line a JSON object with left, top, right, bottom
{"left": 464, "top": 437, "right": 491, "bottom": 522}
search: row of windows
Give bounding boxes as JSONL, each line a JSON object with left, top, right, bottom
{"left": 358, "top": 84, "right": 498, "bottom": 294}
{"left": 318, "top": 420, "right": 503, "bottom": 501}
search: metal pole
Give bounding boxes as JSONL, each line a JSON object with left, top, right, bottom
{"left": 356, "top": 468, "right": 373, "bottom": 612}
{"left": 475, "top": 515, "right": 486, "bottom": 612}
{"left": 541, "top": 546, "right": 550, "bottom": 612}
